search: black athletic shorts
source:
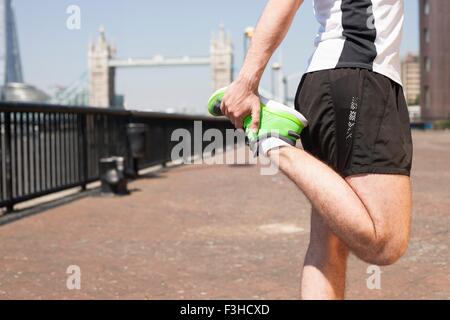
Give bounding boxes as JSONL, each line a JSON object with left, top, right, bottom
{"left": 294, "top": 68, "right": 413, "bottom": 177}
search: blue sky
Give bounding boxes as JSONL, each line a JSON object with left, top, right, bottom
{"left": 14, "top": 0, "right": 419, "bottom": 113}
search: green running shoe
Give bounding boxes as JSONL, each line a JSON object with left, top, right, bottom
{"left": 208, "top": 87, "right": 308, "bottom": 155}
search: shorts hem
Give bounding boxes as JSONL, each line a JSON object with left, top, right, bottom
{"left": 341, "top": 167, "right": 411, "bottom": 178}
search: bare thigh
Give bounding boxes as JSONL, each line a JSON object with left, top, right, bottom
{"left": 345, "top": 174, "right": 412, "bottom": 263}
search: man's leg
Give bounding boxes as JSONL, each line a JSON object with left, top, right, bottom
{"left": 268, "top": 146, "right": 411, "bottom": 265}
{"left": 301, "top": 208, "right": 349, "bottom": 300}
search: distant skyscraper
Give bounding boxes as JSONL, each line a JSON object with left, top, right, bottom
{"left": 401, "top": 54, "right": 421, "bottom": 105}
{"left": 420, "top": 0, "right": 450, "bottom": 120}
{"left": 0, "top": 0, "right": 24, "bottom": 90}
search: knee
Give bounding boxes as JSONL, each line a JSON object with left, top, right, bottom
{"left": 361, "top": 231, "right": 410, "bottom": 266}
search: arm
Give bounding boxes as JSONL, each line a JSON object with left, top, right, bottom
{"left": 221, "top": 0, "right": 304, "bottom": 130}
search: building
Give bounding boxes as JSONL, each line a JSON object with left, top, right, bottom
{"left": 3, "top": 82, "right": 50, "bottom": 103}
{"left": 1, "top": 0, "right": 50, "bottom": 103}
{"left": 420, "top": 0, "right": 450, "bottom": 120}
{"left": 88, "top": 26, "right": 233, "bottom": 109}
{"left": 401, "top": 54, "right": 421, "bottom": 105}
{"left": 0, "top": 0, "right": 24, "bottom": 98}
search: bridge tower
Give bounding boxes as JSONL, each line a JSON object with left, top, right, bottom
{"left": 0, "top": 0, "right": 24, "bottom": 97}
{"left": 210, "top": 25, "right": 233, "bottom": 91}
{"left": 88, "top": 27, "right": 116, "bottom": 108}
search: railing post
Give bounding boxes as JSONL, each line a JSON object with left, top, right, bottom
{"left": 80, "top": 114, "right": 89, "bottom": 190}
{"left": 162, "top": 121, "right": 168, "bottom": 167}
{"left": 4, "top": 112, "right": 14, "bottom": 212}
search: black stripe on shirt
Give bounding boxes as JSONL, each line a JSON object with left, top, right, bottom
{"left": 337, "top": 0, "right": 377, "bottom": 69}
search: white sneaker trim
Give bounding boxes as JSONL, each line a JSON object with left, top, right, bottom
{"left": 260, "top": 96, "right": 308, "bottom": 127}
{"left": 259, "top": 137, "right": 290, "bottom": 157}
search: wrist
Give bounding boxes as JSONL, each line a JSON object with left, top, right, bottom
{"left": 236, "top": 71, "right": 261, "bottom": 93}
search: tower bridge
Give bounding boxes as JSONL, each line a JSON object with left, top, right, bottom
{"left": 88, "top": 26, "right": 234, "bottom": 108}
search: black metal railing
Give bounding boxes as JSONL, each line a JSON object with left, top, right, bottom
{"left": 0, "top": 102, "right": 233, "bottom": 212}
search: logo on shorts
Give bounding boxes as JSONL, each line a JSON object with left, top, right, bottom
{"left": 346, "top": 97, "right": 359, "bottom": 140}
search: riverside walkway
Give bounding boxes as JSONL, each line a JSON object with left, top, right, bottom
{"left": 0, "top": 131, "right": 448, "bottom": 299}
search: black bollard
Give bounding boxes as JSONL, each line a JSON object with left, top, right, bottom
{"left": 99, "top": 157, "right": 129, "bottom": 196}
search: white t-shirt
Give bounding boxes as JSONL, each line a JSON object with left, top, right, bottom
{"left": 306, "top": 0, "right": 404, "bottom": 85}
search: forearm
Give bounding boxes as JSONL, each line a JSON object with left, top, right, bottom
{"left": 239, "top": 0, "right": 303, "bottom": 89}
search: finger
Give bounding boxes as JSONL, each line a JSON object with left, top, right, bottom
{"left": 220, "top": 100, "right": 226, "bottom": 116}
{"left": 227, "top": 112, "right": 237, "bottom": 128}
{"left": 235, "top": 115, "right": 244, "bottom": 129}
{"left": 223, "top": 105, "right": 232, "bottom": 122}
{"left": 226, "top": 110, "right": 236, "bottom": 126}
{"left": 250, "top": 102, "right": 261, "bottom": 133}
{"left": 232, "top": 117, "right": 240, "bottom": 129}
